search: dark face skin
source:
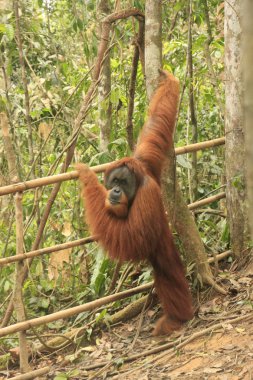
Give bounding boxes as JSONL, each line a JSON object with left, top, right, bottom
{"left": 105, "top": 166, "right": 137, "bottom": 205}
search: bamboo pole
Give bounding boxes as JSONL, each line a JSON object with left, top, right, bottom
{"left": 188, "top": 192, "right": 226, "bottom": 210}
{"left": 0, "top": 191, "right": 226, "bottom": 267}
{"left": 176, "top": 137, "right": 225, "bottom": 155}
{"left": 0, "top": 137, "right": 225, "bottom": 197}
{"left": 13, "top": 192, "right": 30, "bottom": 372}
{"left": 0, "top": 249, "right": 232, "bottom": 338}
{"left": 0, "top": 237, "right": 95, "bottom": 266}
{"left": 0, "top": 282, "right": 153, "bottom": 338}
{"left": 208, "top": 250, "right": 232, "bottom": 263}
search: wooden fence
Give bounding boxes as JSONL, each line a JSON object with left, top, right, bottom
{"left": 0, "top": 136, "right": 227, "bottom": 378}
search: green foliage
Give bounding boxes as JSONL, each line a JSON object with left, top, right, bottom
{"left": 90, "top": 248, "right": 111, "bottom": 295}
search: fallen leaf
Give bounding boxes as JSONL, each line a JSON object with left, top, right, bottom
{"left": 235, "top": 327, "right": 245, "bottom": 334}
{"left": 38, "top": 122, "right": 51, "bottom": 140}
{"left": 62, "top": 222, "right": 72, "bottom": 237}
{"left": 48, "top": 248, "right": 71, "bottom": 281}
{"left": 204, "top": 366, "right": 223, "bottom": 374}
{"left": 237, "top": 277, "right": 251, "bottom": 285}
{"left": 82, "top": 346, "right": 96, "bottom": 352}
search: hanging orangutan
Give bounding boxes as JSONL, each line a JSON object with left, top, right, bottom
{"left": 76, "top": 70, "right": 193, "bottom": 335}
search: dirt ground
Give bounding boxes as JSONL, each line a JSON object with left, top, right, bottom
{"left": 4, "top": 261, "right": 253, "bottom": 379}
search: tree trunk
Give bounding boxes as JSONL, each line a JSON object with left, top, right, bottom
{"left": 163, "top": 151, "right": 222, "bottom": 290}
{"left": 14, "top": 0, "right": 34, "bottom": 173}
{"left": 97, "top": 0, "right": 112, "bottom": 152}
{"left": 224, "top": 0, "right": 249, "bottom": 256}
{"left": 126, "top": 19, "right": 144, "bottom": 151}
{"left": 0, "top": 112, "right": 30, "bottom": 371}
{"left": 187, "top": 0, "right": 198, "bottom": 202}
{"left": 145, "top": 0, "right": 225, "bottom": 293}
{"left": 242, "top": 0, "right": 253, "bottom": 240}
{"left": 145, "top": 0, "right": 162, "bottom": 101}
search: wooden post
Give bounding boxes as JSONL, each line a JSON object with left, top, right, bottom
{"left": 13, "top": 192, "right": 30, "bottom": 372}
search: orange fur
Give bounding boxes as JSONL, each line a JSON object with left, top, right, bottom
{"left": 76, "top": 71, "right": 193, "bottom": 335}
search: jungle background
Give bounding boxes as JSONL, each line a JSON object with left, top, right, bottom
{"left": 0, "top": 0, "right": 253, "bottom": 379}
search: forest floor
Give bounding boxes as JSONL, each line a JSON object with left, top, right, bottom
{"left": 5, "top": 260, "right": 253, "bottom": 380}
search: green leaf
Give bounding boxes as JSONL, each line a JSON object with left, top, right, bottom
{"left": 77, "top": 18, "right": 84, "bottom": 30}
{"left": 53, "top": 374, "right": 68, "bottom": 380}
{"left": 220, "top": 220, "right": 229, "bottom": 243}
{"left": 90, "top": 248, "right": 110, "bottom": 295}
{"left": 4, "top": 280, "right": 11, "bottom": 292}
{"left": 0, "top": 24, "right": 7, "bottom": 33}
{"left": 40, "top": 298, "right": 50, "bottom": 309}
{"left": 95, "top": 308, "right": 107, "bottom": 322}
{"left": 110, "top": 89, "right": 120, "bottom": 105}
{"left": 177, "top": 155, "right": 192, "bottom": 169}
{"left": 35, "top": 261, "right": 43, "bottom": 276}
{"left": 5, "top": 24, "right": 14, "bottom": 40}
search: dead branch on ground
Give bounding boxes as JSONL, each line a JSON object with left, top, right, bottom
{"left": 7, "top": 366, "right": 50, "bottom": 380}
